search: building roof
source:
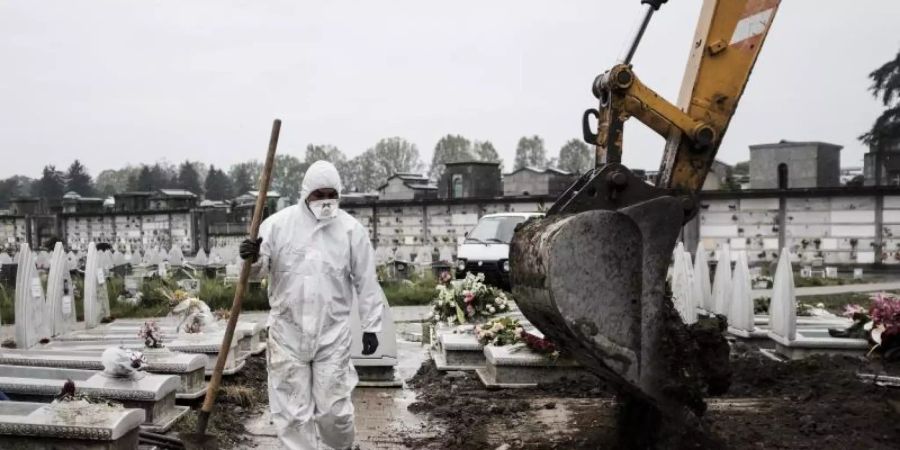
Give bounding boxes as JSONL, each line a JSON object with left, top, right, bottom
{"left": 504, "top": 166, "right": 573, "bottom": 177}
{"left": 377, "top": 173, "right": 434, "bottom": 191}
{"left": 750, "top": 140, "right": 843, "bottom": 150}
{"left": 115, "top": 191, "right": 154, "bottom": 198}
{"left": 156, "top": 189, "right": 198, "bottom": 198}
{"left": 444, "top": 161, "right": 501, "bottom": 167}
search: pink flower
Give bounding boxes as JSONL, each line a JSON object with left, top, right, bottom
{"left": 463, "top": 291, "right": 474, "bottom": 303}
{"left": 842, "top": 304, "right": 865, "bottom": 318}
{"left": 440, "top": 271, "right": 452, "bottom": 284}
{"left": 466, "top": 305, "right": 475, "bottom": 317}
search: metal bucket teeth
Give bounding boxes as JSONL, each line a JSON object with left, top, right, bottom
{"left": 510, "top": 197, "right": 706, "bottom": 418}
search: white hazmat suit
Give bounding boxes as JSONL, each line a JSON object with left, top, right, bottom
{"left": 253, "top": 161, "right": 384, "bottom": 450}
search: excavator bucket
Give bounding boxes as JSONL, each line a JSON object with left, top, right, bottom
{"left": 511, "top": 196, "right": 716, "bottom": 430}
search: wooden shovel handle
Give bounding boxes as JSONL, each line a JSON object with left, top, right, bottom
{"left": 196, "top": 119, "right": 281, "bottom": 432}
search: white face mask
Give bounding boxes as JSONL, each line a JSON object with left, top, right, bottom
{"left": 308, "top": 199, "right": 339, "bottom": 220}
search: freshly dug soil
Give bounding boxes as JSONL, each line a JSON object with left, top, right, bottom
{"left": 170, "top": 354, "right": 269, "bottom": 449}
{"left": 404, "top": 342, "right": 900, "bottom": 450}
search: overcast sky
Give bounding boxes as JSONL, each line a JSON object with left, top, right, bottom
{"left": 2, "top": 0, "right": 899, "bottom": 179}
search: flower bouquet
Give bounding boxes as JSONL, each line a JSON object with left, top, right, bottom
{"left": 830, "top": 293, "right": 900, "bottom": 359}
{"left": 519, "top": 330, "right": 560, "bottom": 359}
{"left": 430, "top": 272, "right": 512, "bottom": 326}
{"left": 475, "top": 317, "right": 522, "bottom": 346}
{"left": 138, "top": 321, "right": 164, "bottom": 349}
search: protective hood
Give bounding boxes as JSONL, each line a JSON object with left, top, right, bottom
{"left": 300, "top": 160, "right": 343, "bottom": 203}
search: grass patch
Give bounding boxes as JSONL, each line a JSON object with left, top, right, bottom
{"left": 794, "top": 276, "right": 870, "bottom": 288}
{"left": 0, "top": 268, "right": 439, "bottom": 324}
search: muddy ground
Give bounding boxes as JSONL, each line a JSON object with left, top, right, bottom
{"left": 403, "top": 342, "right": 900, "bottom": 450}
{"left": 170, "top": 354, "right": 269, "bottom": 449}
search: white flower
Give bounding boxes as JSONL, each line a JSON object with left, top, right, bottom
{"left": 491, "top": 322, "right": 503, "bottom": 332}
{"left": 487, "top": 306, "right": 495, "bottom": 314}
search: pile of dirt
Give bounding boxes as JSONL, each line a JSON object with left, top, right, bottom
{"left": 712, "top": 345, "right": 900, "bottom": 449}
{"left": 404, "top": 344, "right": 900, "bottom": 450}
{"left": 170, "top": 354, "right": 268, "bottom": 449}
{"left": 405, "top": 359, "right": 616, "bottom": 449}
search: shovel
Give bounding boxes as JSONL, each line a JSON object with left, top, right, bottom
{"left": 180, "top": 119, "right": 281, "bottom": 449}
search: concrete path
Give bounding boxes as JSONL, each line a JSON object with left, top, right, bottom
{"left": 751, "top": 281, "right": 900, "bottom": 298}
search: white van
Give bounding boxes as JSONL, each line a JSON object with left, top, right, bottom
{"left": 455, "top": 212, "right": 543, "bottom": 290}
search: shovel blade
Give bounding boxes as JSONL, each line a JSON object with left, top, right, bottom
{"left": 511, "top": 197, "right": 707, "bottom": 419}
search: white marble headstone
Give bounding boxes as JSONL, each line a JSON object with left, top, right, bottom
{"left": 711, "top": 244, "right": 732, "bottom": 315}
{"left": 168, "top": 246, "right": 184, "bottom": 267}
{"left": 0, "top": 253, "right": 11, "bottom": 264}
{"left": 193, "top": 249, "right": 208, "bottom": 266}
{"left": 14, "top": 243, "right": 49, "bottom": 348}
{"left": 47, "top": 243, "right": 77, "bottom": 337}
{"left": 670, "top": 243, "right": 695, "bottom": 324}
{"left": 728, "top": 251, "right": 754, "bottom": 333}
{"left": 84, "top": 243, "right": 111, "bottom": 329}
{"left": 680, "top": 249, "right": 698, "bottom": 324}
{"left": 769, "top": 249, "right": 796, "bottom": 342}
{"left": 124, "top": 249, "right": 133, "bottom": 264}
{"left": 692, "top": 243, "right": 711, "bottom": 313}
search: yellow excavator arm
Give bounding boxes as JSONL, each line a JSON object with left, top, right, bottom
{"left": 510, "top": 1, "right": 781, "bottom": 445}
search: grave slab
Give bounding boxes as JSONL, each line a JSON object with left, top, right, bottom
{"left": 475, "top": 345, "right": 584, "bottom": 389}
{"left": 14, "top": 243, "right": 50, "bottom": 349}
{"left": 433, "top": 332, "right": 486, "bottom": 371}
{"left": 765, "top": 248, "right": 868, "bottom": 360}
{"left": 40, "top": 338, "right": 244, "bottom": 376}
{"left": 0, "top": 400, "right": 144, "bottom": 450}
{"left": 0, "top": 364, "right": 187, "bottom": 432}
{"left": 0, "top": 349, "right": 207, "bottom": 400}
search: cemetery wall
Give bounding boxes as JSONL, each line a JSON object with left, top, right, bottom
{"left": 0, "top": 210, "right": 196, "bottom": 253}
{"left": 341, "top": 196, "right": 553, "bottom": 265}
{"left": 688, "top": 187, "right": 900, "bottom": 266}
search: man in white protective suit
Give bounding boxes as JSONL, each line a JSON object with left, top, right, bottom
{"left": 239, "top": 160, "right": 384, "bottom": 450}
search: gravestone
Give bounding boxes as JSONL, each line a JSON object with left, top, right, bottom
{"left": 0, "top": 253, "right": 11, "bottom": 264}
{"left": 768, "top": 249, "right": 796, "bottom": 342}
{"left": 101, "top": 250, "right": 114, "bottom": 271}
{"left": 193, "top": 249, "right": 208, "bottom": 266}
{"left": 14, "top": 243, "right": 50, "bottom": 348}
{"left": 727, "top": 251, "right": 762, "bottom": 338}
{"left": 475, "top": 344, "right": 585, "bottom": 388}
{"left": 0, "top": 348, "right": 208, "bottom": 400}
{"left": 670, "top": 243, "right": 696, "bottom": 324}
{"left": 123, "top": 249, "right": 133, "bottom": 265}
{"left": 168, "top": 246, "right": 184, "bottom": 267}
{"left": 47, "top": 243, "right": 77, "bottom": 337}
{"left": 111, "top": 250, "right": 125, "bottom": 267}
{"left": 711, "top": 243, "right": 732, "bottom": 315}
{"left": 433, "top": 332, "right": 486, "bottom": 370}
{"left": 692, "top": 243, "right": 711, "bottom": 313}
{"left": 0, "top": 400, "right": 145, "bottom": 449}
{"left": 84, "top": 243, "right": 111, "bottom": 329}
{"left": 0, "top": 364, "right": 187, "bottom": 432}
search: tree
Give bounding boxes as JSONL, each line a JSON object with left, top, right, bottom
{"left": 372, "top": 137, "right": 423, "bottom": 178}
{"left": 128, "top": 163, "right": 176, "bottom": 191}
{"left": 861, "top": 50, "right": 900, "bottom": 186}
{"left": 0, "top": 176, "right": 33, "bottom": 209}
{"left": 65, "top": 160, "right": 94, "bottom": 196}
{"left": 96, "top": 167, "right": 138, "bottom": 196}
{"left": 229, "top": 161, "right": 261, "bottom": 195}
{"left": 557, "top": 139, "right": 593, "bottom": 174}
{"left": 204, "top": 165, "right": 233, "bottom": 201}
{"left": 430, "top": 135, "right": 474, "bottom": 180}
{"left": 32, "top": 165, "right": 66, "bottom": 200}
{"left": 860, "top": 49, "right": 900, "bottom": 151}
{"left": 343, "top": 150, "right": 382, "bottom": 193}
{"left": 176, "top": 161, "right": 203, "bottom": 195}
{"left": 305, "top": 144, "right": 347, "bottom": 165}
{"left": 732, "top": 161, "right": 750, "bottom": 176}
{"left": 473, "top": 140, "right": 501, "bottom": 164}
{"left": 513, "top": 135, "right": 547, "bottom": 170}
{"left": 270, "top": 154, "right": 308, "bottom": 203}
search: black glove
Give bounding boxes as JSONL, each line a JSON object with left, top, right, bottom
{"left": 239, "top": 237, "right": 263, "bottom": 262}
{"left": 362, "top": 332, "right": 379, "bottom": 355}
